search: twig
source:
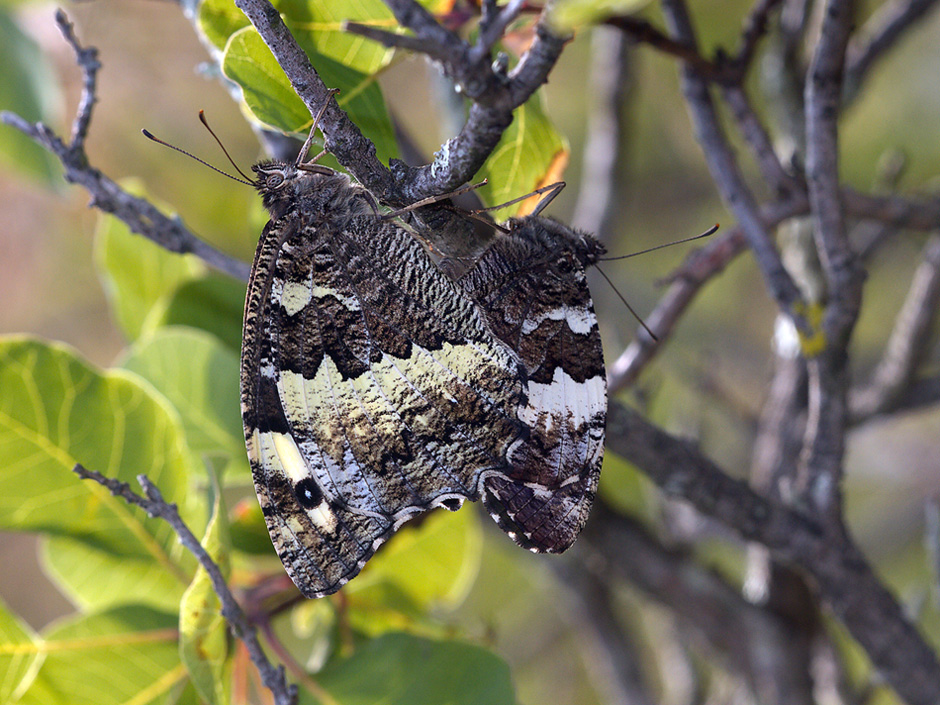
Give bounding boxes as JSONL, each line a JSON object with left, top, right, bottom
{"left": 799, "top": 0, "right": 861, "bottom": 519}
{"left": 606, "top": 186, "right": 940, "bottom": 391}
{"left": 749, "top": 352, "right": 807, "bottom": 500}
{"left": 55, "top": 8, "right": 98, "bottom": 152}
{"left": 844, "top": 0, "right": 940, "bottom": 101}
{"left": 583, "top": 506, "right": 816, "bottom": 703}
{"left": 556, "top": 555, "right": 656, "bottom": 705}
{"left": 342, "top": 22, "right": 440, "bottom": 54}
{"left": 236, "top": 0, "right": 565, "bottom": 205}
{"left": 660, "top": 0, "right": 805, "bottom": 322}
{"left": 571, "top": 26, "right": 632, "bottom": 241}
{"left": 850, "top": 235, "right": 940, "bottom": 421}
{"left": 607, "top": 192, "right": 809, "bottom": 393}
{"left": 804, "top": 0, "right": 860, "bottom": 345}
{"left": 610, "top": 0, "right": 781, "bottom": 84}
{"left": 779, "top": 0, "right": 814, "bottom": 62}
{"left": 0, "top": 11, "right": 250, "bottom": 282}
{"left": 926, "top": 498, "right": 940, "bottom": 610}
{"left": 604, "top": 402, "right": 940, "bottom": 705}
{"left": 844, "top": 188, "right": 940, "bottom": 231}
{"left": 471, "top": 0, "right": 526, "bottom": 63}
{"left": 233, "top": 0, "right": 394, "bottom": 196}
{"left": 722, "top": 84, "right": 801, "bottom": 197}
{"left": 728, "top": 0, "right": 786, "bottom": 76}
{"left": 606, "top": 15, "right": 724, "bottom": 79}
{"left": 382, "top": 0, "right": 473, "bottom": 78}
{"left": 72, "top": 464, "right": 298, "bottom": 705}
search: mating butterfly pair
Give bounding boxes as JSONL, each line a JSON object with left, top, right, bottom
{"left": 240, "top": 125, "right": 606, "bottom": 598}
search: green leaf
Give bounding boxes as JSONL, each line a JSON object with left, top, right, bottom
{"left": 17, "top": 606, "right": 183, "bottom": 705}
{"left": 41, "top": 537, "right": 195, "bottom": 615}
{"left": 120, "top": 327, "right": 248, "bottom": 480}
{"left": 228, "top": 496, "right": 274, "bottom": 556}
{"left": 597, "top": 452, "right": 654, "bottom": 519}
{"left": 548, "top": 0, "right": 651, "bottom": 31}
{"left": 0, "top": 597, "right": 44, "bottom": 703}
{"left": 200, "top": 0, "right": 453, "bottom": 71}
{"left": 475, "top": 91, "right": 569, "bottom": 220}
{"left": 157, "top": 274, "right": 247, "bottom": 353}
{"left": 94, "top": 186, "right": 206, "bottom": 342}
{"left": 197, "top": 0, "right": 250, "bottom": 50}
{"left": 347, "top": 508, "right": 482, "bottom": 625}
{"left": 0, "top": 9, "right": 60, "bottom": 184}
{"left": 179, "top": 470, "right": 231, "bottom": 705}
{"left": 310, "top": 633, "right": 515, "bottom": 705}
{"left": 221, "top": 27, "right": 397, "bottom": 164}
{"left": 275, "top": 0, "right": 396, "bottom": 75}
{"left": 0, "top": 337, "right": 200, "bottom": 609}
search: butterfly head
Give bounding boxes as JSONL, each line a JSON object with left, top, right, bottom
{"left": 507, "top": 216, "right": 607, "bottom": 274}
{"left": 252, "top": 160, "right": 339, "bottom": 220}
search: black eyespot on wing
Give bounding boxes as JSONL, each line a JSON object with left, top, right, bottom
{"left": 295, "top": 478, "right": 324, "bottom": 509}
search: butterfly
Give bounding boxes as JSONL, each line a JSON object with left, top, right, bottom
{"left": 457, "top": 213, "right": 607, "bottom": 554}
{"left": 240, "top": 116, "right": 606, "bottom": 598}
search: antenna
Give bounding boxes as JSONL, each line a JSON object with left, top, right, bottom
{"left": 198, "top": 111, "right": 255, "bottom": 183}
{"left": 595, "top": 224, "right": 719, "bottom": 342}
{"left": 141, "top": 125, "right": 254, "bottom": 187}
{"left": 470, "top": 182, "right": 566, "bottom": 216}
{"left": 601, "top": 224, "right": 719, "bottom": 262}
{"left": 595, "top": 265, "right": 659, "bottom": 341}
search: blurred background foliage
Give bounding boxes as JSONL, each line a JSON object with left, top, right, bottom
{"left": 1, "top": 0, "right": 939, "bottom": 703}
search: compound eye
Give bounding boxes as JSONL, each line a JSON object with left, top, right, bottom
{"left": 556, "top": 254, "right": 575, "bottom": 274}
{"left": 265, "top": 172, "right": 285, "bottom": 189}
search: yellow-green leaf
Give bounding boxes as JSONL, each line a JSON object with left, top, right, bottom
{"left": 346, "top": 507, "right": 482, "bottom": 626}
{"left": 0, "top": 337, "right": 201, "bottom": 610}
{"left": 0, "top": 597, "right": 44, "bottom": 703}
{"left": 475, "top": 91, "right": 569, "bottom": 220}
{"left": 200, "top": 0, "right": 454, "bottom": 72}
{"left": 94, "top": 185, "right": 206, "bottom": 342}
{"left": 17, "top": 606, "right": 182, "bottom": 705}
{"left": 179, "top": 470, "right": 231, "bottom": 705}
{"left": 221, "top": 27, "right": 398, "bottom": 164}
{"left": 120, "top": 327, "right": 248, "bottom": 480}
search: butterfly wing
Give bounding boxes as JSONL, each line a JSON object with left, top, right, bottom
{"left": 242, "top": 199, "right": 527, "bottom": 597}
{"left": 460, "top": 217, "right": 607, "bottom": 553}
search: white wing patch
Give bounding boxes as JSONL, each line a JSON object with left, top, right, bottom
{"left": 521, "top": 303, "right": 597, "bottom": 336}
{"left": 517, "top": 366, "right": 605, "bottom": 432}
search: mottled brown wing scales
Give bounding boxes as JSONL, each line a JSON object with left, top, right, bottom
{"left": 460, "top": 216, "right": 608, "bottom": 553}
{"left": 243, "top": 161, "right": 608, "bottom": 597}
{"left": 241, "top": 169, "right": 529, "bottom": 597}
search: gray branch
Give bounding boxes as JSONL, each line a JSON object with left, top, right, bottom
{"left": 583, "top": 506, "right": 816, "bottom": 703}
{"left": 235, "top": 0, "right": 566, "bottom": 205}
{"left": 661, "top": 0, "right": 805, "bottom": 320}
{"left": 844, "top": 0, "right": 940, "bottom": 101}
{"left": 850, "top": 235, "right": 940, "bottom": 420}
{"left": 72, "top": 465, "right": 297, "bottom": 705}
{"left": 571, "top": 26, "right": 633, "bottom": 241}
{"left": 0, "top": 11, "right": 250, "bottom": 282}
{"left": 606, "top": 187, "right": 940, "bottom": 392}
{"left": 605, "top": 402, "right": 940, "bottom": 705}
{"left": 799, "top": 0, "right": 861, "bottom": 519}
